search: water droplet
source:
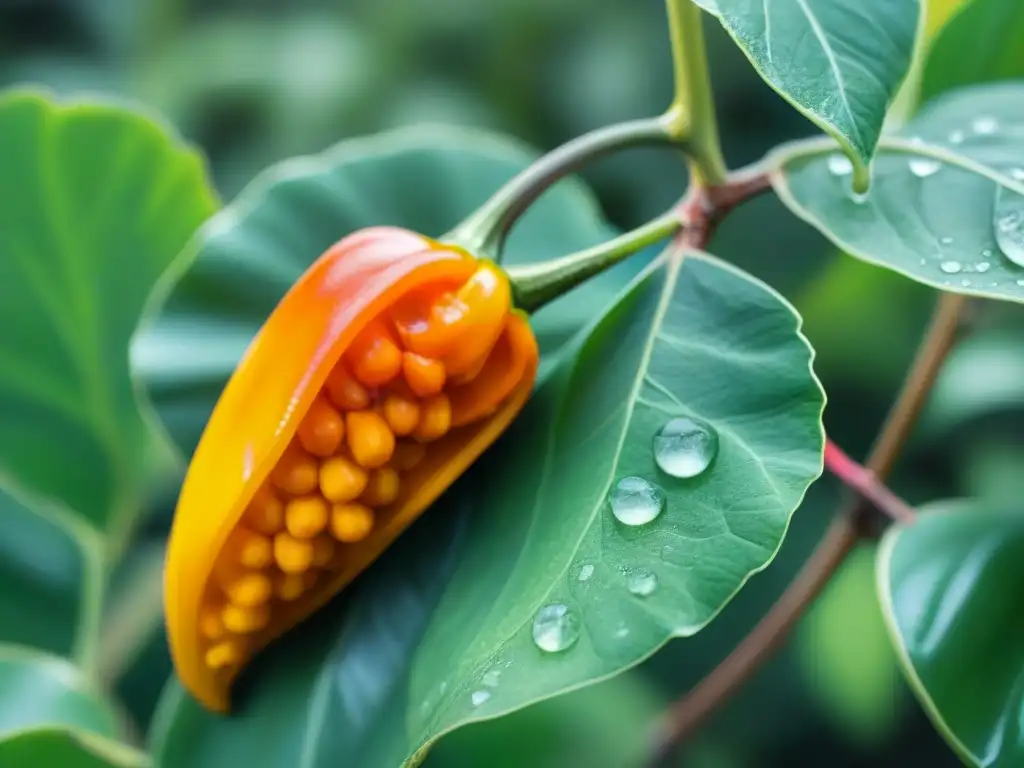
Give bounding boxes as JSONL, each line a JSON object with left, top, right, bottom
{"left": 471, "top": 690, "right": 491, "bottom": 707}
{"left": 961, "top": 278, "right": 972, "bottom": 287}
{"left": 614, "top": 625, "right": 630, "bottom": 639}
{"left": 909, "top": 158, "right": 941, "bottom": 178}
{"left": 940, "top": 260, "right": 962, "bottom": 274}
{"left": 609, "top": 477, "right": 665, "bottom": 526}
{"left": 653, "top": 417, "right": 719, "bottom": 479}
{"left": 532, "top": 603, "right": 581, "bottom": 653}
{"left": 482, "top": 669, "right": 502, "bottom": 687}
{"left": 995, "top": 208, "right": 1024, "bottom": 267}
{"left": 939, "top": 236, "right": 954, "bottom": 245}
{"left": 1011, "top": 168, "right": 1024, "bottom": 182}
{"left": 850, "top": 191, "right": 869, "bottom": 205}
{"left": 982, "top": 248, "right": 994, "bottom": 258}
{"left": 948, "top": 129, "right": 966, "bottom": 145}
{"left": 973, "top": 116, "right": 999, "bottom": 134}
{"left": 626, "top": 568, "right": 659, "bottom": 598}
{"left": 577, "top": 563, "right": 594, "bottom": 582}
{"left": 918, "top": 257, "right": 927, "bottom": 266}
{"left": 1017, "top": 279, "right": 1024, "bottom": 287}
{"left": 827, "top": 154, "right": 853, "bottom": 176}
{"left": 976, "top": 261, "right": 991, "bottom": 273}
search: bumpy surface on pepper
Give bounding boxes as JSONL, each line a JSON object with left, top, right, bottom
{"left": 164, "top": 226, "right": 538, "bottom": 713}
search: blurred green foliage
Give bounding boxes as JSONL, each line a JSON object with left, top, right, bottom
{"left": 0, "top": 0, "right": 1014, "bottom": 766}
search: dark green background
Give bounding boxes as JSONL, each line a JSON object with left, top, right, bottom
{"left": 2, "top": 0, "right": 1020, "bottom": 766}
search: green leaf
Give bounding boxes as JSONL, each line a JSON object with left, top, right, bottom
{"left": 0, "top": 730, "right": 148, "bottom": 768}
{"left": 694, "top": 0, "right": 920, "bottom": 174}
{"left": 0, "top": 90, "right": 217, "bottom": 531}
{"left": 921, "top": 0, "right": 1024, "bottom": 103}
{"left": 878, "top": 501, "right": 1024, "bottom": 767}
{"left": 150, "top": 247, "right": 824, "bottom": 767}
{"left": 773, "top": 83, "right": 1024, "bottom": 302}
{"left": 131, "top": 126, "right": 641, "bottom": 460}
{"left": 921, "top": 331, "right": 1024, "bottom": 435}
{"left": 0, "top": 646, "right": 147, "bottom": 767}
{"left": 0, "top": 487, "right": 92, "bottom": 657}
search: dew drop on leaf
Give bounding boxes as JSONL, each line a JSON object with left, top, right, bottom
{"left": 972, "top": 116, "right": 999, "bottom": 135}
{"left": 827, "top": 153, "right": 853, "bottom": 176}
{"left": 577, "top": 563, "right": 594, "bottom": 582}
{"left": 471, "top": 690, "right": 491, "bottom": 707}
{"left": 939, "top": 236, "right": 954, "bottom": 245}
{"left": 1012, "top": 168, "right": 1024, "bottom": 182}
{"left": 995, "top": 208, "right": 1024, "bottom": 268}
{"left": 482, "top": 668, "right": 502, "bottom": 687}
{"left": 909, "top": 158, "right": 941, "bottom": 178}
{"left": 626, "top": 568, "right": 658, "bottom": 598}
{"left": 653, "top": 417, "right": 718, "bottom": 479}
{"left": 532, "top": 603, "right": 581, "bottom": 653}
{"left": 940, "top": 260, "right": 962, "bottom": 274}
{"left": 948, "top": 129, "right": 965, "bottom": 145}
{"left": 609, "top": 477, "right": 665, "bottom": 526}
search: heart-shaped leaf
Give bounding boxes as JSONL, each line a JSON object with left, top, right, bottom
{"left": 694, "top": 0, "right": 920, "bottom": 174}
{"left": 130, "top": 126, "right": 639, "bottom": 462}
{"left": 773, "top": 83, "right": 1024, "bottom": 302}
{"left": 0, "top": 487, "right": 92, "bottom": 658}
{"left": 0, "top": 90, "right": 217, "bottom": 531}
{"left": 920, "top": 0, "right": 1024, "bottom": 104}
{"left": 149, "top": 243, "right": 825, "bottom": 767}
{"left": 877, "top": 501, "right": 1024, "bottom": 767}
{"left": 0, "top": 646, "right": 147, "bottom": 767}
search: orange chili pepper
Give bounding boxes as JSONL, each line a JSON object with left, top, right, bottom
{"left": 165, "top": 226, "right": 538, "bottom": 713}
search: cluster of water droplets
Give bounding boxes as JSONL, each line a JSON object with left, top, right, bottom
{"left": 827, "top": 114, "right": 1024, "bottom": 279}
{"left": 528, "top": 418, "right": 720, "bottom": 655}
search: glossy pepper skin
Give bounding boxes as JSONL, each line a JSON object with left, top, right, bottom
{"left": 165, "top": 226, "right": 538, "bottom": 713}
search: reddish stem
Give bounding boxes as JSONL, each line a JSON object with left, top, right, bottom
{"left": 824, "top": 440, "right": 916, "bottom": 525}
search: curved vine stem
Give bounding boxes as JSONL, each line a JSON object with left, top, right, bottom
{"left": 445, "top": 117, "right": 676, "bottom": 259}
{"left": 646, "top": 292, "right": 968, "bottom": 766}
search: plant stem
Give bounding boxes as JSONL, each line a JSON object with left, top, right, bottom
{"left": 663, "top": 0, "right": 728, "bottom": 185}
{"left": 824, "top": 440, "right": 915, "bottom": 525}
{"left": 507, "top": 211, "right": 681, "bottom": 313}
{"left": 645, "top": 292, "right": 967, "bottom": 766}
{"left": 445, "top": 117, "right": 675, "bottom": 258}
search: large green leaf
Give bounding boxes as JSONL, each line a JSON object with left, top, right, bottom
{"left": 130, "top": 126, "right": 643, "bottom": 459}
{"left": 0, "top": 487, "right": 92, "bottom": 658}
{"left": 773, "top": 83, "right": 1024, "bottom": 302}
{"left": 149, "top": 244, "right": 824, "bottom": 767}
{"left": 0, "top": 90, "right": 217, "bottom": 531}
{"left": 920, "top": 0, "right": 1024, "bottom": 103}
{"left": 0, "top": 646, "right": 147, "bottom": 767}
{"left": 877, "top": 501, "right": 1024, "bottom": 767}
{"left": 694, "top": 0, "right": 920, "bottom": 174}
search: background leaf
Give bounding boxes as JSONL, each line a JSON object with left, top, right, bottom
{"left": 877, "top": 501, "right": 1024, "bottom": 767}
{"left": 694, "top": 0, "right": 920, "bottom": 171}
{"left": 0, "top": 646, "right": 146, "bottom": 767}
{"left": 149, "top": 238, "right": 824, "bottom": 766}
{"left": 920, "top": 0, "right": 1024, "bottom": 103}
{"left": 773, "top": 83, "right": 1024, "bottom": 302}
{"left": 0, "top": 487, "right": 91, "bottom": 657}
{"left": 0, "top": 90, "right": 216, "bottom": 531}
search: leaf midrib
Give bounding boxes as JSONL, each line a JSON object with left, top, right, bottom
{"left": 415, "top": 249, "right": 686, "bottom": 753}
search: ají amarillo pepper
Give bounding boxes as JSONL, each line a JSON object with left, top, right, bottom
{"left": 165, "top": 226, "right": 539, "bottom": 713}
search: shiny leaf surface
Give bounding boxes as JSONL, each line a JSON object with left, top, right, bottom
{"left": 774, "top": 84, "right": 1024, "bottom": 302}
{"left": 695, "top": 0, "right": 920, "bottom": 173}
{"left": 878, "top": 501, "right": 1024, "bottom": 767}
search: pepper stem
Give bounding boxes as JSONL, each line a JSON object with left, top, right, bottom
{"left": 506, "top": 211, "right": 681, "bottom": 313}
{"left": 445, "top": 117, "right": 677, "bottom": 260}
{"left": 662, "top": 0, "right": 727, "bottom": 186}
